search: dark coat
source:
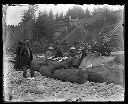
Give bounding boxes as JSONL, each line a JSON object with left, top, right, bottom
{"left": 15, "top": 45, "right": 23, "bottom": 55}
{"left": 14, "top": 45, "right": 24, "bottom": 70}
{"left": 74, "top": 48, "right": 87, "bottom": 68}
{"left": 54, "top": 47, "right": 63, "bottom": 58}
{"left": 17, "top": 46, "right": 33, "bottom": 70}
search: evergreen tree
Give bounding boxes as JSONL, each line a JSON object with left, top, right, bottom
{"left": 66, "top": 6, "right": 85, "bottom": 19}
{"left": 84, "top": 8, "right": 91, "bottom": 20}
{"left": 58, "top": 12, "right": 64, "bottom": 21}
{"left": 33, "top": 10, "right": 55, "bottom": 43}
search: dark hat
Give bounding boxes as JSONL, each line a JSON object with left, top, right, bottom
{"left": 18, "top": 42, "right": 23, "bottom": 45}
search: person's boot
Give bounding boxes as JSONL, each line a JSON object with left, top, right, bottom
{"left": 30, "top": 69, "right": 35, "bottom": 78}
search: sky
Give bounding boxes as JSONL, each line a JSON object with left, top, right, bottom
{"left": 4, "top": 4, "right": 124, "bottom": 26}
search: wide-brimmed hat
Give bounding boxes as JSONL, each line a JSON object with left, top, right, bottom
{"left": 48, "top": 46, "right": 54, "bottom": 50}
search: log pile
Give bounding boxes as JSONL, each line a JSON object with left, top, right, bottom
{"left": 30, "top": 52, "right": 124, "bottom": 87}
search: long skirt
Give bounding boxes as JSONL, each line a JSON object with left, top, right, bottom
{"left": 14, "top": 55, "right": 21, "bottom": 71}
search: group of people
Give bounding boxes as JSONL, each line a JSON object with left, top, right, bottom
{"left": 46, "top": 45, "right": 64, "bottom": 59}
{"left": 14, "top": 40, "right": 33, "bottom": 78}
{"left": 14, "top": 41, "right": 65, "bottom": 78}
{"left": 91, "top": 40, "right": 111, "bottom": 56}
{"left": 14, "top": 39, "right": 111, "bottom": 78}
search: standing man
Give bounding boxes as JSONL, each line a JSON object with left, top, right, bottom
{"left": 14, "top": 42, "right": 24, "bottom": 71}
{"left": 19, "top": 40, "right": 33, "bottom": 78}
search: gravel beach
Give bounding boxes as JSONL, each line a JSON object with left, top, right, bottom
{"left": 3, "top": 54, "right": 124, "bottom": 102}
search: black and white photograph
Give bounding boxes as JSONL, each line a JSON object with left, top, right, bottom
{"left": 3, "top": 4, "right": 124, "bottom": 102}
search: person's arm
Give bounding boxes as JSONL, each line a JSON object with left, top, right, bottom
{"left": 19, "top": 47, "right": 25, "bottom": 56}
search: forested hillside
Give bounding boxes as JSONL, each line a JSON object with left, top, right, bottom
{"left": 3, "top": 5, "right": 124, "bottom": 54}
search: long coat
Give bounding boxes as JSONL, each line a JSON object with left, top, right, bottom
{"left": 17, "top": 46, "right": 33, "bottom": 70}
{"left": 14, "top": 45, "right": 24, "bottom": 70}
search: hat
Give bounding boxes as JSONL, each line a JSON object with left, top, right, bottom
{"left": 48, "top": 46, "right": 54, "bottom": 49}
{"left": 70, "top": 46, "right": 75, "bottom": 49}
{"left": 79, "top": 47, "right": 84, "bottom": 50}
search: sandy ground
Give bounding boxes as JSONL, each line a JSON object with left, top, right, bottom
{"left": 3, "top": 54, "right": 124, "bottom": 102}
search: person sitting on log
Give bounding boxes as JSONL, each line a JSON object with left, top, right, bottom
{"left": 46, "top": 47, "right": 54, "bottom": 59}
{"left": 68, "top": 46, "right": 76, "bottom": 57}
{"left": 102, "top": 40, "right": 111, "bottom": 56}
{"left": 91, "top": 40, "right": 111, "bottom": 56}
{"left": 54, "top": 46, "right": 63, "bottom": 58}
{"left": 49, "top": 48, "right": 74, "bottom": 75}
{"left": 72, "top": 45, "right": 88, "bottom": 69}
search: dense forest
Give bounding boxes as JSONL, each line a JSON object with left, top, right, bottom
{"left": 3, "top": 5, "right": 124, "bottom": 54}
